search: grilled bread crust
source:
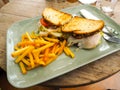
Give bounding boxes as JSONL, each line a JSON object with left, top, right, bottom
{"left": 42, "top": 8, "right": 72, "bottom": 26}
{"left": 62, "top": 16, "right": 104, "bottom": 34}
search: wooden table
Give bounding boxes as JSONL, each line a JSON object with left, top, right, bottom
{"left": 1, "top": 0, "right": 120, "bottom": 88}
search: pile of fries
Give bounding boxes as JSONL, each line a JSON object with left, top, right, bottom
{"left": 11, "top": 32, "right": 75, "bottom": 74}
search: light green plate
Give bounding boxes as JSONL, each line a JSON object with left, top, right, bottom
{"left": 7, "top": 5, "right": 120, "bottom": 88}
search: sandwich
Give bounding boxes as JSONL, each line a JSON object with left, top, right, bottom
{"left": 62, "top": 16, "right": 104, "bottom": 49}
{"left": 38, "top": 7, "right": 104, "bottom": 49}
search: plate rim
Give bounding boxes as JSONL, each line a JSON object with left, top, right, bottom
{"left": 6, "top": 4, "right": 120, "bottom": 88}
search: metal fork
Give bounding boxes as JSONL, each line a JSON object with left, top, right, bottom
{"left": 102, "top": 26, "right": 120, "bottom": 43}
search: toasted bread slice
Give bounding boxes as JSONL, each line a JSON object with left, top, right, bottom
{"left": 62, "top": 16, "right": 104, "bottom": 34}
{"left": 42, "top": 8, "right": 72, "bottom": 26}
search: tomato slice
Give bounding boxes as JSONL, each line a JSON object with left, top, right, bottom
{"left": 40, "top": 18, "right": 49, "bottom": 27}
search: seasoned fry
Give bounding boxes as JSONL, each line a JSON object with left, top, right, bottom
{"left": 54, "top": 46, "right": 60, "bottom": 54}
{"left": 43, "top": 48, "right": 50, "bottom": 62}
{"left": 34, "top": 39, "right": 50, "bottom": 44}
{"left": 21, "top": 34, "right": 27, "bottom": 42}
{"left": 33, "top": 43, "right": 54, "bottom": 53}
{"left": 32, "top": 51, "right": 39, "bottom": 64}
{"left": 26, "top": 32, "right": 33, "bottom": 42}
{"left": 17, "top": 41, "right": 34, "bottom": 47}
{"left": 51, "top": 43, "right": 57, "bottom": 53}
{"left": 64, "top": 47, "right": 75, "bottom": 58}
{"left": 11, "top": 31, "right": 75, "bottom": 74}
{"left": 26, "top": 63, "right": 40, "bottom": 70}
{"left": 57, "top": 40, "right": 66, "bottom": 55}
{"left": 44, "top": 37, "right": 59, "bottom": 43}
{"left": 11, "top": 46, "right": 29, "bottom": 57}
{"left": 14, "top": 45, "right": 20, "bottom": 50}
{"left": 64, "top": 47, "right": 69, "bottom": 56}
{"left": 19, "top": 62, "right": 27, "bottom": 74}
{"left": 44, "top": 55, "right": 58, "bottom": 66}
{"left": 37, "top": 59, "right": 46, "bottom": 66}
{"left": 22, "top": 58, "right": 31, "bottom": 66}
{"left": 28, "top": 52, "right": 35, "bottom": 68}
{"left": 15, "top": 46, "right": 34, "bottom": 63}
{"left": 39, "top": 53, "right": 56, "bottom": 58}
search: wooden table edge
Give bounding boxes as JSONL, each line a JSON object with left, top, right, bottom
{"left": 41, "top": 70, "right": 120, "bottom": 88}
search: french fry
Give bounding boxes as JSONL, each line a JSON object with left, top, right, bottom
{"left": 19, "top": 62, "right": 27, "bottom": 74}
{"left": 64, "top": 47, "right": 75, "bottom": 58}
{"left": 21, "top": 34, "right": 27, "bottom": 42}
{"left": 11, "top": 46, "right": 29, "bottom": 57}
{"left": 32, "top": 51, "right": 40, "bottom": 64}
{"left": 37, "top": 58, "right": 46, "bottom": 66}
{"left": 33, "top": 43, "right": 54, "bottom": 53}
{"left": 14, "top": 45, "right": 20, "bottom": 50}
{"left": 26, "top": 63, "right": 40, "bottom": 70}
{"left": 44, "top": 37, "right": 59, "bottom": 43}
{"left": 48, "top": 53, "right": 56, "bottom": 57}
{"left": 39, "top": 53, "right": 56, "bottom": 58}
{"left": 54, "top": 46, "right": 60, "bottom": 54}
{"left": 44, "top": 55, "right": 58, "bottom": 66}
{"left": 22, "top": 58, "right": 31, "bottom": 66}
{"left": 38, "top": 36, "right": 44, "bottom": 41}
{"left": 34, "top": 39, "right": 50, "bottom": 45}
{"left": 57, "top": 40, "right": 66, "bottom": 55}
{"left": 17, "top": 41, "right": 34, "bottom": 47}
{"left": 12, "top": 31, "right": 75, "bottom": 74}
{"left": 28, "top": 52, "right": 35, "bottom": 68}
{"left": 64, "top": 47, "right": 70, "bottom": 56}
{"left": 15, "top": 46, "right": 34, "bottom": 63}
{"left": 26, "top": 32, "right": 33, "bottom": 42}
{"left": 43, "top": 48, "right": 50, "bottom": 62}
{"left": 51, "top": 43, "right": 57, "bottom": 53}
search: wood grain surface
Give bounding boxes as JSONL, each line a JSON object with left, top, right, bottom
{"left": 0, "top": 0, "right": 120, "bottom": 87}
{"left": 42, "top": 51, "right": 120, "bottom": 87}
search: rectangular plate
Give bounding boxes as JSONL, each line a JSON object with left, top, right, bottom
{"left": 7, "top": 5, "right": 120, "bottom": 88}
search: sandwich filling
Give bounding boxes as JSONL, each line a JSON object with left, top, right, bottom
{"left": 67, "top": 32, "right": 102, "bottom": 49}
